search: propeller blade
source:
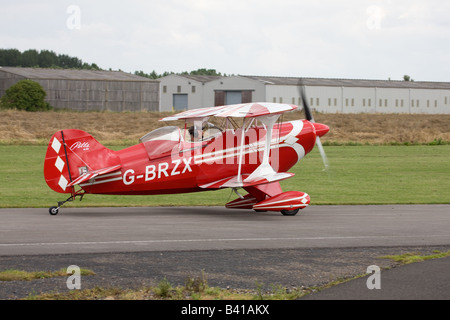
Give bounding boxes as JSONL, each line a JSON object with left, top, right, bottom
{"left": 298, "top": 80, "right": 329, "bottom": 171}
{"left": 300, "top": 86, "right": 314, "bottom": 122}
{"left": 315, "top": 136, "right": 330, "bottom": 172}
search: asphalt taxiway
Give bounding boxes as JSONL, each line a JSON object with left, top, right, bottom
{"left": 1, "top": 205, "right": 450, "bottom": 255}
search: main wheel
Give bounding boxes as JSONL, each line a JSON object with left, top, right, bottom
{"left": 49, "top": 206, "right": 59, "bottom": 215}
{"left": 280, "top": 209, "right": 299, "bottom": 216}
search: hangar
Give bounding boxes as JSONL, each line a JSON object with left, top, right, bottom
{"left": 159, "top": 74, "right": 450, "bottom": 114}
{"left": 0, "top": 67, "right": 159, "bottom": 112}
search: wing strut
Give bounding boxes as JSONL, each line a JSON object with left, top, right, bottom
{"left": 236, "top": 118, "right": 247, "bottom": 184}
{"left": 244, "top": 114, "right": 280, "bottom": 182}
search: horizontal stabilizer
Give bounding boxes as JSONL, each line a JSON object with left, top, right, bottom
{"left": 67, "top": 164, "right": 121, "bottom": 187}
{"left": 199, "top": 172, "right": 294, "bottom": 189}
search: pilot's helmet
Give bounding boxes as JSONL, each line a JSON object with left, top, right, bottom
{"left": 188, "top": 125, "right": 201, "bottom": 138}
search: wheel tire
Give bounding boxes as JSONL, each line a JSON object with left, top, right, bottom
{"left": 49, "top": 206, "right": 59, "bottom": 215}
{"left": 280, "top": 208, "right": 299, "bottom": 216}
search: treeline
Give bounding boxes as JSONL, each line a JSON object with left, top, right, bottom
{"left": 0, "top": 48, "right": 101, "bottom": 70}
{"left": 134, "top": 68, "right": 226, "bottom": 79}
{"left": 1, "top": 48, "right": 226, "bottom": 78}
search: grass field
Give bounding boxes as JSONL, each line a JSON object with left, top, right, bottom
{"left": 1, "top": 144, "right": 449, "bottom": 208}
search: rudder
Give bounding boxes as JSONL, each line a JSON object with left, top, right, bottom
{"left": 44, "top": 129, "right": 120, "bottom": 193}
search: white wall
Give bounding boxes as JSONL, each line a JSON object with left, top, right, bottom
{"left": 266, "top": 84, "right": 450, "bottom": 114}
{"left": 159, "top": 74, "right": 204, "bottom": 111}
{"left": 204, "top": 76, "right": 266, "bottom": 106}
{"left": 160, "top": 75, "right": 450, "bottom": 114}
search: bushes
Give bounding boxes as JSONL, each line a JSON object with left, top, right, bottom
{"left": 1, "top": 79, "right": 52, "bottom": 111}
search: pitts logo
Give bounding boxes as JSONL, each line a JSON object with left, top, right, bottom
{"left": 70, "top": 141, "right": 90, "bottom": 151}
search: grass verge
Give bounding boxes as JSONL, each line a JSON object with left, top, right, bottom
{"left": 0, "top": 268, "right": 95, "bottom": 281}
{"left": 380, "top": 250, "right": 450, "bottom": 264}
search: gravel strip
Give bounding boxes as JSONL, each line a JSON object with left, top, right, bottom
{"left": 1, "top": 245, "right": 448, "bottom": 299}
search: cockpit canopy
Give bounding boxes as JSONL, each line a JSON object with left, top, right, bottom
{"left": 139, "top": 123, "right": 224, "bottom": 160}
{"left": 139, "top": 126, "right": 182, "bottom": 160}
{"left": 139, "top": 126, "right": 182, "bottom": 144}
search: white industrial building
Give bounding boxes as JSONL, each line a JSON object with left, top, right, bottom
{"left": 159, "top": 75, "right": 450, "bottom": 114}
{"left": 159, "top": 74, "right": 265, "bottom": 111}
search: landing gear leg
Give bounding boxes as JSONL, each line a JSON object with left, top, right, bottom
{"left": 48, "top": 191, "right": 84, "bottom": 215}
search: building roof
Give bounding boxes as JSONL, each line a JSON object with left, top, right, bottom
{"left": 0, "top": 67, "right": 158, "bottom": 82}
{"left": 163, "top": 74, "right": 223, "bottom": 83}
{"left": 241, "top": 75, "right": 450, "bottom": 90}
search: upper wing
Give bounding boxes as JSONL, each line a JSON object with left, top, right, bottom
{"left": 160, "top": 102, "right": 298, "bottom": 121}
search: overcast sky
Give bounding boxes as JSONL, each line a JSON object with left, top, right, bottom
{"left": 1, "top": 0, "right": 449, "bottom": 81}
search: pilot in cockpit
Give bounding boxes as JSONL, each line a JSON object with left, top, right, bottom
{"left": 188, "top": 122, "right": 223, "bottom": 142}
{"left": 188, "top": 125, "right": 203, "bottom": 142}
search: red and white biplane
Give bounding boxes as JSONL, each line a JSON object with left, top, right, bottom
{"left": 44, "top": 100, "right": 329, "bottom": 216}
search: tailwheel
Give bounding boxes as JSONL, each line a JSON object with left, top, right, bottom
{"left": 48, "top": 190, "right": 85, "bottom": 215}
{"left": 280, "top": 209, "right": 300, "bottom": 216}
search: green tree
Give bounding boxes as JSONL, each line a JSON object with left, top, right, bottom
{"left": 189, "top": 68, "right": 222, "bottom": 76}
{"left": 38, "top": 50, "right": 58, "bottom": 68}
{"left": 0, "top": 48, "right": 22, "bottom": 66}
{"left": 58, "top": 54, "right": 82, "bottom": 69}
{"left": 21, "top": 49, "right": 39, "bottom": 67}
{"left": 403, "top": 75, "right": 414, "bottom": 82}
{"left": 1, "top": 80, "right": 52, "bottom": 111}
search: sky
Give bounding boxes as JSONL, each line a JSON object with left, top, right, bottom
{"left": 1, "top": 0, "right": 450, "bottom": 81}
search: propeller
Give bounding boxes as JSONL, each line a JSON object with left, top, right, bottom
{"left": 299, "top": 84, "right": 330, "bottom": 172}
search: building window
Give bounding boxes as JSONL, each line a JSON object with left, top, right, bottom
{"left": 401, "top": 99, "right": 404, "bottom": 107}
{"left": 351, "top": 98, "right": 354, "bottom": 107}
{"left": 273, "top": 97, "right": 277, "bottom": 103}
{"left": 435, "top": 100, "right": 438, "bottom": 107}
{"left": 363, "top": 99, "right": 366, "bottom": 107}
{"left": 310, "top": 98, "right": 314, "bottom": 106}
{"left": 328, "top": 98, "right": 331, "bottom": 106}
{"left": 279, "top": 97, "right": 283, "bottom": 103}
{"left": 384, "top": 99, "right": 388, "bottom": 107}
{"left": 292, "top": 97, "right": 295, "bottom": 104}
{"left": 316, "top": 98, "right": 319, "bottom": 106}
{"left": 345, "top": 98, "right": 349, "bottom": 106}
{"left": 192, "top": 86, "right": 196, "bottom": 93}
{"left": 177, "top": 86, "right": 181, "bottom": 93}
{"left": 163, "top": 86, "right": 167, "bottom": 93}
